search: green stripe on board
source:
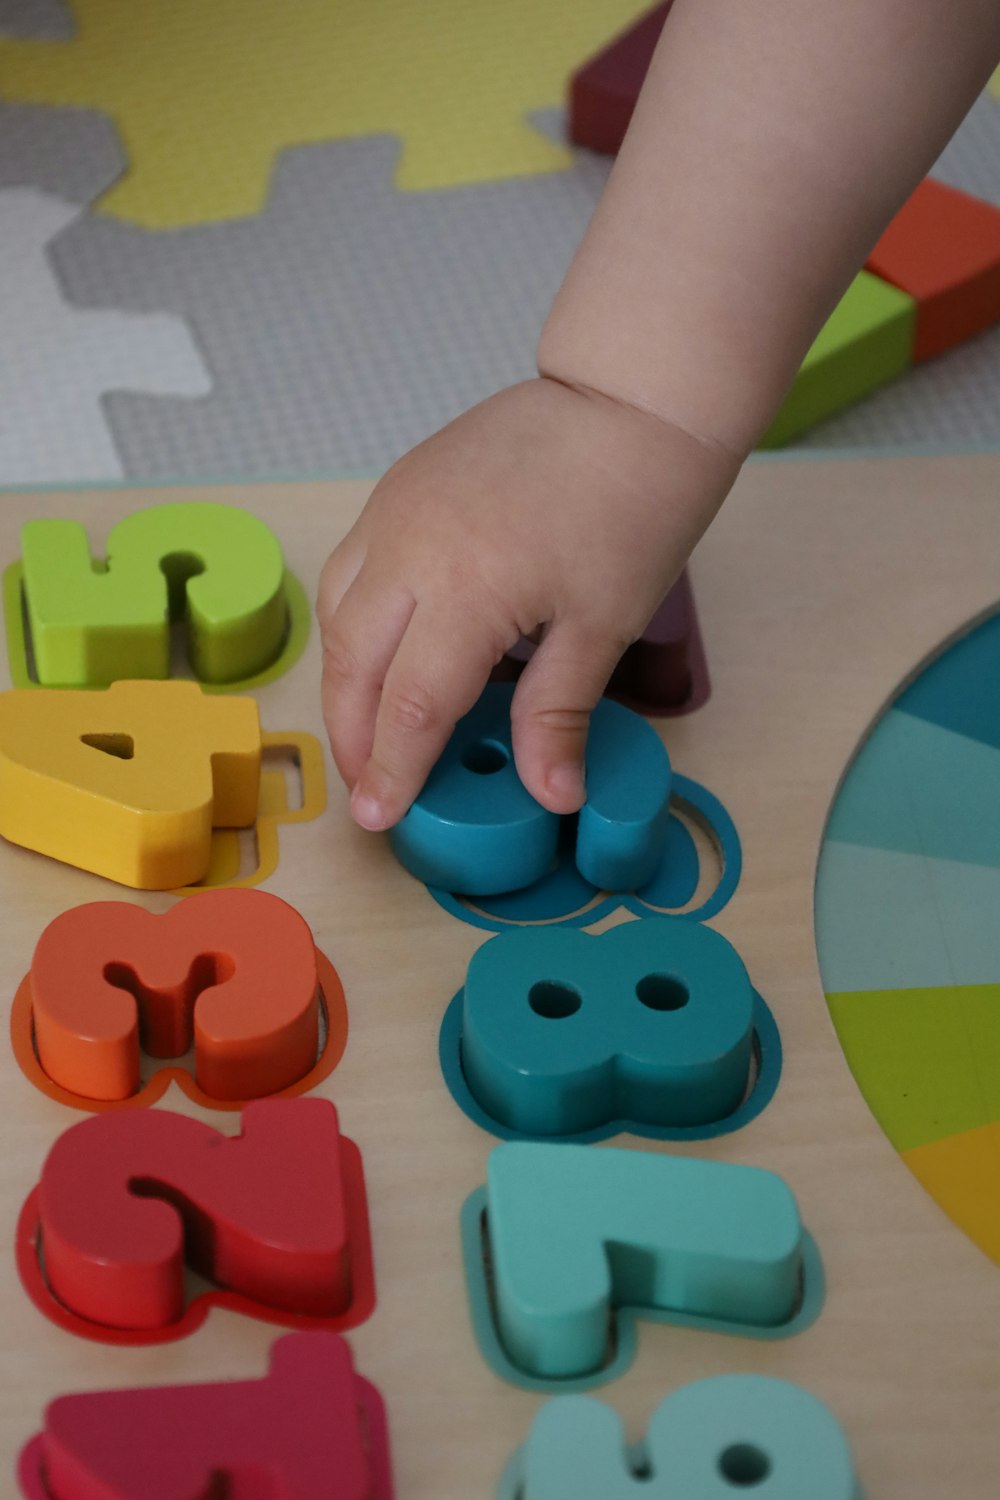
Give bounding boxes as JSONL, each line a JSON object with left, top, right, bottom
{"left": 827, "top": 984, "right": 1000, "bottom": 1154}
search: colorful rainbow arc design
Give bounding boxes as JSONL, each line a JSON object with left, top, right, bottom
{"left": 816, "top": 610, "right": 1000, "bottom": 1265}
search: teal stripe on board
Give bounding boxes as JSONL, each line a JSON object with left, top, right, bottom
{"left": 896, "top": 609, "right": 1000, "bottom": 752}
{"left": 815, "top": 839, "right": 1000, "bottom": 993}
{"left": 824, "top": 708, "right": 1000, "bottom": 866}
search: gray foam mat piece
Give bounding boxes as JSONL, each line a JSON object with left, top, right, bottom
{"left": 51, "top": 131, "right": 614, "bottom": 479}
{"left": 0, "top": 0, "right": 73, "bottom": 40}
{"left": 0, "top": 100, "right": 122, "bottom": 202}
{"left": 3, "top": 84, "right": 999, "bottom": 479}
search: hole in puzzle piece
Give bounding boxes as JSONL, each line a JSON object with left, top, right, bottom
{"left": 528, "top": 980, "right": 583, "bottom": 1020}
{"left": 462, "top": 737, "right": 511, "bottom": 775}
{"left": 635, "top": 972, "right": 688, "bottom": 1011}
{"left": 5, "top": 504, "right": 313, "bottom": 696}
{"left": 500, "top": 1373, "right": 858, "bottom": 1499}
{"left": 719, "top": 1442, "right": 770, "bottom": 1485}
{"left": 10, "top": 887, "right": 348, "bottom": 1110}
{"left": 390, "top": 684, "right": 672, "bottom": 898}
{"left": 441, "top": 917, "right": 781, "bottom": 1143}
{"left": 16, "top": 1098, "right": 375, "bottom": 1344}
{"left": 463, "top": 1142, "right": 823, "bottom": 1391}
{"left": 80, "top": 732, "right": 135, "bottom": 760}
{"left": 493, "top": 570, "right": 709, "bottom": 717}
{"left": 16, "top": 1332, "right": 394, "bottom": 1500}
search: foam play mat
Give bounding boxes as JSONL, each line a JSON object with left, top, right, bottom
{"left": 0, "top": 0, "right": 998, "bottom": 484}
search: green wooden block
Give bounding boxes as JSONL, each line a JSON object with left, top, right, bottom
{"left": 504, "top": 1377, "right": 859, "bottom": 1499}
{"left": 760, "top": 271, "right": 916, "bottom": 448}
{"left": 21, "top": 503, "right": 287, "bottom": 687}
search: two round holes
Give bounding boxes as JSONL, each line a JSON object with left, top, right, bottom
{"left": 528, "top": 973, "right": 689, "bottom": 1019}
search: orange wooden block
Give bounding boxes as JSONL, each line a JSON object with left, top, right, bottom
{"left": 866, "top": 178, "right": 1000, "bottom": 361}
{"left": 26, "top": 889, "right": 326, "bottom": 1104}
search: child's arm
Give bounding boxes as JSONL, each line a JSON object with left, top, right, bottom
{"left": 318, "top": 0, "right": 1000, "bottom": 833}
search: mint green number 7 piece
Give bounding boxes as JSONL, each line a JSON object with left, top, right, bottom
{"left": 470, "top": 1142, "right": 818, "bottom": 1386}
{"left": 21, "top": 504, "right": 288, "bottom": 687}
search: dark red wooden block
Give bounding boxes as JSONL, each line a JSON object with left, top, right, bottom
{"left": 492, "top": 569, "right": 709, "bottom": 716}
{"left": 568, "top": 3, "right": 673, "bottom": 155}
{"left": 866, "top": 178, "right": 1000, "bottom": 361}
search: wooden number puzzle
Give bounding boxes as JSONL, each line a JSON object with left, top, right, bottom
{"left": 0, "top": 456, "right": 999, "bottom": 1498}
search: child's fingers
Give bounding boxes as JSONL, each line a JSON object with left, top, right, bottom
{"left": 318, "top": 568, "right": 416, "bottom": 788}
{"left": 510, "top": 624, "right": 629, "bottom": 813}
{"left": 349, "top": 606, "right": 512, "bottom": 830}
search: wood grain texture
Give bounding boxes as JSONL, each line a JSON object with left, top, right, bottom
{"left": 0, "top": 456, "right": 999, "bottom": 1497}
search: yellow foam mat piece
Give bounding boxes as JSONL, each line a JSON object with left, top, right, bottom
{"left": 990, "top": 66, "right": 1000, "bottom": 103}
{"left": 0, "top": 0, "right": 649, "bottom": 228}
{"left": 904, "top": 1121, "right": 1000, "bottom": 1267}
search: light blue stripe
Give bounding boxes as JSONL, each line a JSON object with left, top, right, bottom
{"left": 815, "top": 839, "right": 1000, "bottom": 993}
{"left": 824, "top": 709, "right": 1000, "bottom": 867}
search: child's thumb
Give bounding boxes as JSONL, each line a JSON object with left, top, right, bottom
{"left": 509, "top": 624, "right": 629, "bottom": 814}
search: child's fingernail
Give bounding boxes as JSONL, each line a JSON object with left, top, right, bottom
{"left": 352, "top": 792, "right": 389, "bottom": 831}
{"left": 546, "top": 762, "right": 586, "bottom": 804}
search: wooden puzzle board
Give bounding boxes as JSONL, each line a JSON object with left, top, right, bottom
{"left": 1, "top": 453, "right": 999, "bottom": 1498}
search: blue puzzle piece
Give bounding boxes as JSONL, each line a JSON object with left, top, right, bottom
{"left": 430, "top": 773, "right": 743, "bottom": 933}
{"left": 504, "top": 1377, "right": 859, "bottom": 1499}
{"left": 390, "top": 684, "right": 670, "bottom": 896}
{"left": 388, "top": 685, "right": 556, "bottom": 894}
{"left": 461, "top": 918, "right": 755, "bottom": 1136}
{"left": 576, "top": 696, "right": 671, "bottom": 889}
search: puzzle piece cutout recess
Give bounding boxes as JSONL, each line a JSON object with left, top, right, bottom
{"left": 568, "top": 2, "right": 671, "bottom": 155}
{"left": 458, "top": 919, "right": 756, "bottom": 1135}
{"left": 12, "top": 888, "right": 347, "bottom": 1109}
{"left": 191, "top": 730, "right": 326, "bottom": 892}
{"left": 866, "top": 178, "right": 1000, "bottom": 361}
{"left": 0, "top": 187, "right": 208, "bottom": 483}
{"left": 18, "top": 1098, "right": 375, "bottom": 1341}
{"left": 464, "top": 1142, "right": 816, "bottom": 1386}
{"left": 18, "top": 504, "right": 293, "bottom": 688}
{"left": 504, "top": 1376, "right": 859, "bottom": 1499}
{"left": 390, "top": 684, "right": 671, "bottom": 897}
{"left": 494, "top": 570, "right": 709, "bottom": 715}
{"left": 18, "top": 1332, "right": 394, "bottom": 1500}
{"left": 0, "top": 0, "right": 651, "bottom": 226}
{"left": 0, "top": 679, "right": 260, "bottom": 887}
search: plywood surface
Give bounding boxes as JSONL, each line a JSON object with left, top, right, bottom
{"left": 1, "top": 454, "right": 999, "bottom": 1497}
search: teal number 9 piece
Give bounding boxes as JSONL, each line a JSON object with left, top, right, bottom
{"left": 389, "top": 684, "right": 671, "bottom": 896}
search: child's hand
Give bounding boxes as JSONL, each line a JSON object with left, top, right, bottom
{"left": 317, "top": 377, "right": 739, "bottom": 831}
